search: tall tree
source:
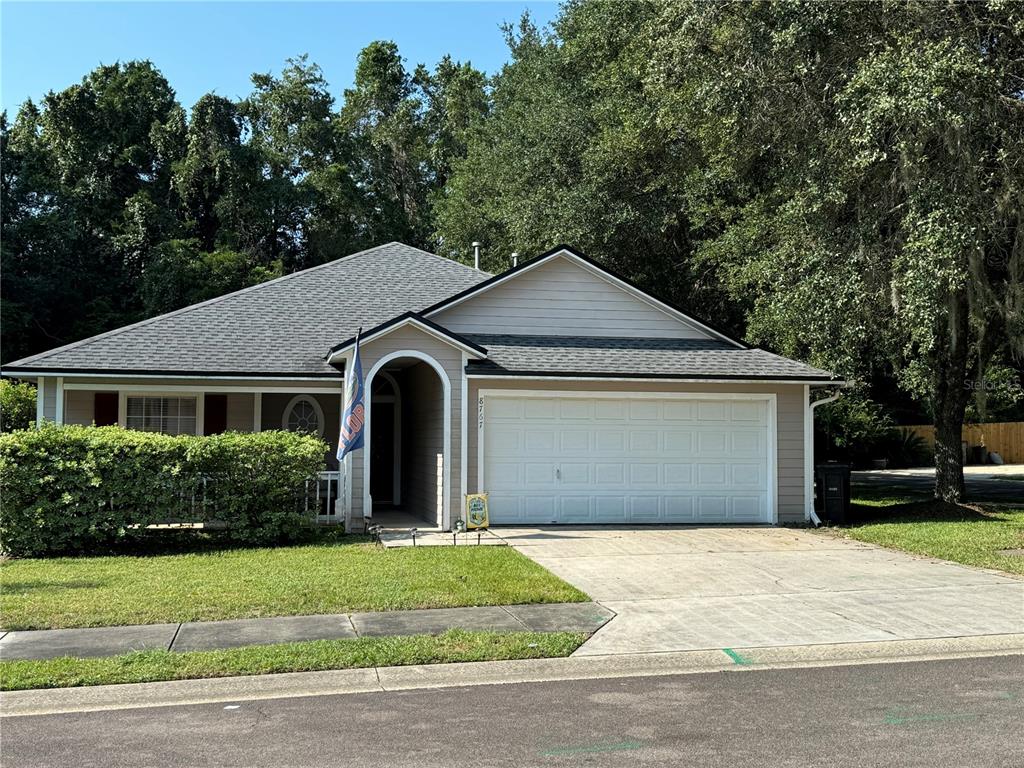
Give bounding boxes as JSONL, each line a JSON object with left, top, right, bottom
{"left": 341, "top": 41, "right": 432, "bottom": 247}
{"left": 435, "top": 4, "right": 739, "bottom": 327}
{"left": 1, "top": 62, "right": 185, "bottom": 359}
{"left": 652, "top": 1, "right": 1024, "bottom": 500}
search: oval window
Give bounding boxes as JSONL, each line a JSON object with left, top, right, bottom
{"left": 282, "top": 395, "right": 324, "bottom": 437}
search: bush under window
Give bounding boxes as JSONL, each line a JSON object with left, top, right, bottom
{"left": 0, "top": 425, "right": 328, "bottom": 557}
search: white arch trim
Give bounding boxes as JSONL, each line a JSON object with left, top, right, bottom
{"left": 281, "top": 394, "right": 326, "bottom": 438}
{"left": 363, "top": 350, "right": 452, "bottom": 530}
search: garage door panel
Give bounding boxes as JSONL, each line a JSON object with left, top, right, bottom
{"left": 484, "top": 395, "right": 773, "bottom": 525}
{"left": 595, "top": 496, "right": 627, "bottom": 522}
{"left": 732, "top": 463, "right": 764, "bottom": 486}
{"left": 663, "top": 431, "right": 695, "bottom": 454}
{"left": 488, "top": 462, "right": 522, "bottom": 487}
{"left": 560, "top": 496, "right": 592, "bottom": 522}
{"left": 523, "top": 399, "right": 556, "bottom": 419}
{"left": 595, "top": 430, "right": 625, "bottom": 452}
{"left": 664, "top": 496, "right": 695, "bottom": 522}
{"left": 629, "top": 401, "right": 661, "bottom": 421}
{"left": 731, "top": 431, "right": 763, "bottom": 456}
{"left": 697, "top": 464, "right": 728, "bottom": 487}
{"left": 630, "top": 463, "right": 660, "bottom": 484}
{"left": 731, "top": 401, "right": 766, "bottom": 422}
{"left": 697, "top": 431, "right": 729, "bottom": 454}
{"left": 697, "top": 401, "right": 728, "bottom": 421}
{"left": 560, "top": 463, "right": 590, "bottom": 484}
{"left": 558, "top": 399, "right": 592, "bottom": 420}
{"left": 733, "top": 496, "right": 765, "bottom": 521}
{"left": 561, "top": 431, "right": 590, "bottom": 452}
{"left": 663, "top": 401, "right": 694, "bottom": 421}
{"left": 664, "top": 463, "right": 694, "bottom": 486}
{"left": 524, "top": 463, "right": 555, "bottom": 486}
{"left": 698, "top": 496, "right": 728, "bottom": 520}
{"left": 525, "top": 431, "right": 556, "bottom": 453}
{"left": 595, "top": 463, "right": 625, "bottom": 485}
{"left": 630, "top": 497, "right": 661, "bottom": 521}
{"left": 629, "top": 430, "right": 659, "bottom": 452}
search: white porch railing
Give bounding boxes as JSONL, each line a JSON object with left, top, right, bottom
{"left": 306, "top": 470, "right": 344, "bottom": 523}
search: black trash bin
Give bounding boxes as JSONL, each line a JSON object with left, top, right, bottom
{"left": 815, "top": 463, "right": 851, "bottom": 525}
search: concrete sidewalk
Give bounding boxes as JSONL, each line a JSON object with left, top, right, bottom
{"left": 0, "top": 602, "right": 614, "bottom": 661}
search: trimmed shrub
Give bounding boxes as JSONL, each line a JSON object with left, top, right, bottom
{"left": 0, "top": 380, "right": 37, "bottom": 432}
{"left": 0, "top": 425, "right": 328, "bottom": 557}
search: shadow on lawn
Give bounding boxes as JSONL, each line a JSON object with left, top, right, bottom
{"left": 6, "top": 528, "right": 368, "bottom": 561}
{"left": 0, "top": 579, "right": 111, "bottom": 593}
{"left": 847, "top": 500, "right": 1011, "bottom": 526}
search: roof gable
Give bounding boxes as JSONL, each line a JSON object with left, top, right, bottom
{"left": 4, "top": 243, "right": 488, "bottom": 377}
{"left": 326, "top": 313, "right": 488, "bottom": 362}
{"left": 425, "top": 246, "right": 746, "bottom": 347}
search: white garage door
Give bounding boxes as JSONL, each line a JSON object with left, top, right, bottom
{"left": 483, "top": 394, "right": 774, "bottom": 525}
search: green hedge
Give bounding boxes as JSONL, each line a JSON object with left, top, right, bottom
{"left": 0, "top": 425, "right": 328, "bottom": 557}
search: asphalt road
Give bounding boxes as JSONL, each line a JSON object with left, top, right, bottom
{"left": 852, "top": 470, "right": 1024, "bottom": 503}
{"left": 3, "top": 656, "right": 1022, "bottom": 767}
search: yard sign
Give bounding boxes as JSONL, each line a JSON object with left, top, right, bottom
{"left": 465, "top": 493, "right": 489, "bottom": 529}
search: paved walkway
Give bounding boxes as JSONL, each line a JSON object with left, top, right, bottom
{"left": 0, "top": 602, "right": 614, "bottom": 661}
{"left": 500, "top": 527, "right": 1024, "bottom": 656}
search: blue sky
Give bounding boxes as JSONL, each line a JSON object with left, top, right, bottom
{"left": 1, "top": 1, "right": 560, "bottom": 114}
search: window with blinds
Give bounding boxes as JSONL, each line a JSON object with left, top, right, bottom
{"left": 125, "top": 396, "right": 198, "bottom": 435}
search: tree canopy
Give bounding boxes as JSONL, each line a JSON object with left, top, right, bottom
{"left": 3, "top": 1, "right": 1022, "bottom": 499}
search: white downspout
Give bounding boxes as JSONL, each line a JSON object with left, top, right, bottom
{"left": 806, "top": 389, "right": 842, "bottom": 527}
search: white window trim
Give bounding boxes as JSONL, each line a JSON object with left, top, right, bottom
{"left": 476, "top": 388, "right": 778, "bottom": 525}
{"left": 119, "top": 392, "right": 205, "bottom": 436}
{"left": 282, "top": 394, "right": 326, "bottom": 438}
{"left": 363, "top": 350, "right": 451, "bottom": 531}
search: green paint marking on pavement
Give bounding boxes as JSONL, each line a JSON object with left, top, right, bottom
{"left": 883, "top": 712, "right": 978, "bottom": 726}
{"left": 722, "top": 648, "right": 754, "bottom": 666}
{"left": 542, "top": 741, "right": 644, "bottom": 757}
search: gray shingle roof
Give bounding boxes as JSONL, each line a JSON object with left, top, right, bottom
{"left": 464, "top": 335, "right": 837, "bottom": 381}
{"left": 4, "top": 243, "right": 489, "bottom": 377}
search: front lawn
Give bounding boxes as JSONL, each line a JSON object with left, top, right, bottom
{"left": 0, "top": 630, "right": 587, "bottom": 691}
{"left": 0, "top": 538, "right": 588, "bottom": 630}
{"left": 832, "top": 499, "right": 1024, "bottom": 576}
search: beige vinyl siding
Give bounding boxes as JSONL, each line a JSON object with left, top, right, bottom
{"left": 225, "top": 393, "right": 255, "bottom": 432}
{"left": 64, "top": 390, "right": 96, "bottom": 425}
{"left": 40, "top": 378, "right": 57, "bottom": 422}
{"left": 467, "top": 379, "right": 807, "bottom": 524}
{"left": 403, "top": 363, "right": 444, "bottom": 523}
{"left": 354, "top": 325, "right": 463, "bottom": 529}
{"left": 432, "top": 255, "right": 715, "bottom": 340}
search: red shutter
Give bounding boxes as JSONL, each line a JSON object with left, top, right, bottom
{"left": 93, "top": 393, "right": 118, "bottom": 426}
{"left": 204, "top": 394, "right": 228, "bottom": 435}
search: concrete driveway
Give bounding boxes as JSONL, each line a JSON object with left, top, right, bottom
{"left": 497, "top": 527, "right": 1024, "bottom": 656}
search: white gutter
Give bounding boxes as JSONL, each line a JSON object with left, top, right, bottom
{"left": 805, "top": 388, "right": 843, "bottom": 527}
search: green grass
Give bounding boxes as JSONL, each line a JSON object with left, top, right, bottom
{"left": 0, "top": 630, "right": 587, "bottom": 691}
{"left": 0, "top": 539, "right": 588, "bottom": 630}
{"left": 834, "top": 498, "right": 1024, "bottom": 575}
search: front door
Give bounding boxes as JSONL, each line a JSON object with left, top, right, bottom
{"left": 370, "top": 401, "right": 395, "bottom": 505}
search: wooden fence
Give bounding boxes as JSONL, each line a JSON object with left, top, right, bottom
{"left": 901, "top": 422, "right": 1024, "bottom": 464}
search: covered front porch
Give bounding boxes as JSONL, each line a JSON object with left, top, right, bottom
{"left": 362, "top": 355, "right": 448, "bottom": 531}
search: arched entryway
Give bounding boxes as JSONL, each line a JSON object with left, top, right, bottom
{"left": 363, "top": 351, "right": 451, "bottom": 529}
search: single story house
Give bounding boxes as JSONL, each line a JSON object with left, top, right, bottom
{"left": 4, "top": 243, "right": 843, "bottom": 531}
